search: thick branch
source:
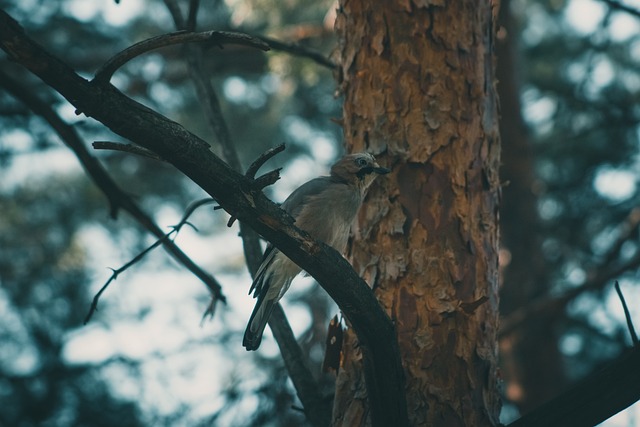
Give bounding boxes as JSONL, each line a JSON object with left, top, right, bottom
{"left": 508, "top": 346, "right": 640, "bottom": 427}
{"left": 0, "top": 11, "right": 407, "bottom": 426}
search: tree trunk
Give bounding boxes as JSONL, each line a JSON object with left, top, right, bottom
{"left": 495, "top": 0, "right": 567, "bottom": 413}
{"left": 332, "top": 2, "right": 502, "bottom": 426}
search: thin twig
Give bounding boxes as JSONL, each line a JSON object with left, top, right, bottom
{"left": 501, "top": 207, "right": 640, "bottom": 337}
{"left": 601, "top": 208, "right": 640, "bottom": 267}
{"left": 256, "top": 35, "right": 336, "bottom": 70}
{"left": 92, "top": 141, "right": 164, "bottom": 161}
{"left": 501, "top": 249, "right": 640, "bottom": 337}
{"left": 254, "top": 168, "right": 283, "bottom": 190}
{"left": 614, "top": 281, "right": 639, "bottom": 346}
{"left": 600, "top": 0, "right": 640, "bottom": 19}
{"left": 180, "top": 198, "right": 217, "bottom": 223}
{"left": 84, "top": 234, "right": 169, "bottom": 324}
{"left": 226, "top": 145, "right": 285, "bottom": 227}
{"left": 94, "top": 30, "right": 269, "bottom": 83}
{"left": 84, "top": 198, "right": 218, "bottom": 324}
{"left": 246, "top": 143, "right": 286, "bottom": 178}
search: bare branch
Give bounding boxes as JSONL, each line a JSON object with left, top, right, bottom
{"left": 163, "top": 0, "right": 259, "bottom": 264}
{"left": 225, "top": 145, "right": 285, "bottom": 227}
{"left": 93, "top": 30, "right": 269, "bottom": 83}
{"left": 92, "top": 141, "right": 164, "bottom": 161}
{"left": 246, "top": 143, "right": 286, "bottom": 178}
{"left": 614, "top": 281, "right": 639, "bottom": 346}
{"left": 161, "top": 5, "right": 330, "bottom": 425}
{"left": 85, "top": 235, "right": 167, "bottom": 324}
{"left": 601, "top": 207, "right": 640, "bottom": 267}
{"left": 163, "top": 0, "right": 274, "bottom": 303}
{"left": 600, "top": 0, "right": 640, "bottom": 19}
{"left": 175, "top": 198, "right": 217, "bottom": 227}
{"left": 256, "top": 35, "right": 336, "bottom": 70}
{"left": 84, "top": 198, "right": 217, "bottom": 323}
{"left": 254, "top": 168, "right": 283, "bottom": 190}
{"left": 0, "top": 67, "right": 226, "bottom": 319}
{"left": 500, "top": 249, "right": 640, "bottom": 337}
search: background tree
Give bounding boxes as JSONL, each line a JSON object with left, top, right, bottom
{"left": 1, "top": 0, "right": 640, "bottom": 426}
{"left": 497, "top": 0, "right": 568, "bottom": 412}
{"left": 498, "top": 0, "right": 640, "bottom": 420}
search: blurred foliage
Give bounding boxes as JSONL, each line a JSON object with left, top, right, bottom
{"left": 498, "top": 0, "right": 640, "bottom": 419}
{"left": 518, "top": 0, "right": 640, "bottom": 354}
{"left": 0, "top": 176, "right": 147, "bottom": 426}
{"left": 2, "top": 0, "right": 640, "bottom": 425}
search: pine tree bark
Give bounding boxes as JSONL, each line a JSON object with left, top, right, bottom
{"left": 333, "top": 2, "right": 502, "bottom": 426}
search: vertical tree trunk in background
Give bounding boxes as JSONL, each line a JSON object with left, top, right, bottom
{"left": 333, "top": 2, "right": 501, "bottom": 426}
{"left": 496, "top": 0, "right": 567, "bottom": 413}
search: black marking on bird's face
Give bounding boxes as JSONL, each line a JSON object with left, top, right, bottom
{"left": 331, "top": 153, "right": 390, "bottom": 182}
{"left": 356, "top": 166, "right": 375, "bottom": 180}
{"left": 355, "top": 162, "right": 391, "bottom": 180}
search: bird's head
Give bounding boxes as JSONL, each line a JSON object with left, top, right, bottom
{"left": 330, "top": 153, "right": 390, "bottom": 191}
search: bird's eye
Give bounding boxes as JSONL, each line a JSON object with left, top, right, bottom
{"left": 355, "top": 158, "right": 368, "bottom": 167}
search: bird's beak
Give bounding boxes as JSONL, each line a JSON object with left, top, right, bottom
{"left": 373, "top": 164, "right": 391, "bottom": 175}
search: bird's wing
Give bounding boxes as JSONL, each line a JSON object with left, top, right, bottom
{"left": 248, "top": 177, "right": 335, "bottom": 297}
{"left": 280, "top": 176, "right": 335, "bottom": 217}
{"left": 248, "top": 244, "right": 276, "bottom": 297}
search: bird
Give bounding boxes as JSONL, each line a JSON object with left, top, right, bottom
{"left": 243, "top": 152, "right": 390, "bottom": 350}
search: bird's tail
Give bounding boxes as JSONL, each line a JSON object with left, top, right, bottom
{"left": 243, "top": 293, "right": 276, "bottom": 351}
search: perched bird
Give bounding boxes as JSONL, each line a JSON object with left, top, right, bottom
{"left": 243, "top": 152, "right": 390, "bottom": 350}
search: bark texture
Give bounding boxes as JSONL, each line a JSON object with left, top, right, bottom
{"left": 333, "top": 1, "right": 501, "bottom": 426}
